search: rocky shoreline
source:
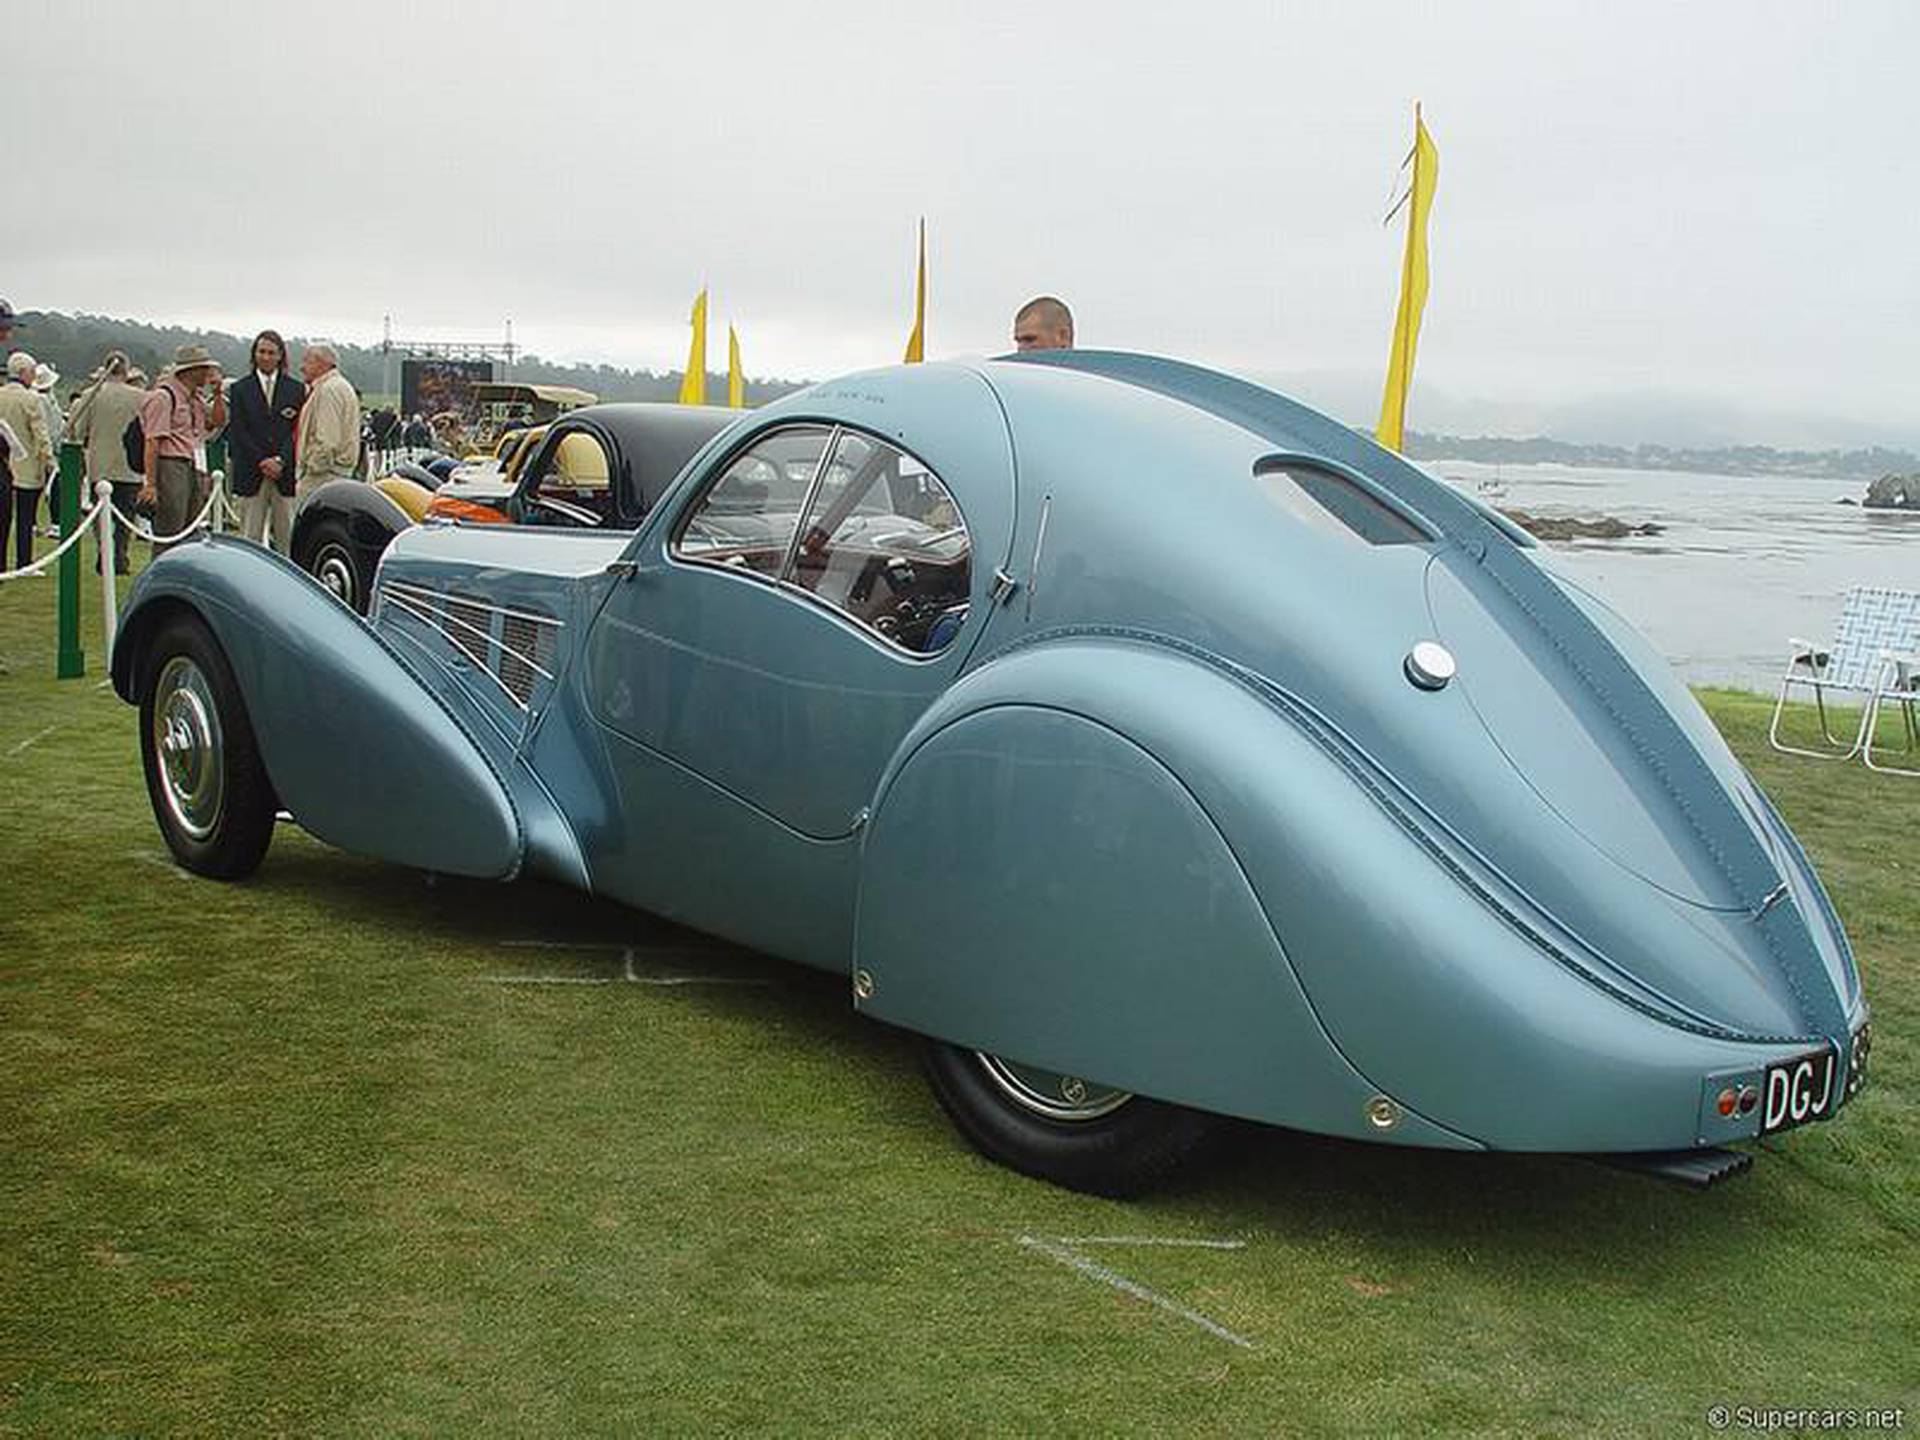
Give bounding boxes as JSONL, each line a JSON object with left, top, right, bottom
{"left": 1860, "top": 472, "right": 1918, "bottom": 510}
{"left": 1499, "top": 508, "right": 1664, "bottom": 541}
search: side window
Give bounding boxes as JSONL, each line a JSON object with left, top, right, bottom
{"left": 522, "top": 428, "right": 620, "bottom": 527}
{"left": 673, "top": 425, "right": 833, "bottom": 577}
{"left": 1252, "top": 458, "right": 1431, "bottom": 546}
{"left": 785, "top": 431, "right": 970, "bottom": 655}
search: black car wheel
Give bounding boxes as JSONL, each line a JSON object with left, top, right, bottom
{"left": 302, "top": 516, "right": 372, "bottom": 613}
{"left": 138, "top": 614, "right": 277, "bottom": 880}
{"left": 918, "top": 1038, "right": 1219, "bottom": 1196}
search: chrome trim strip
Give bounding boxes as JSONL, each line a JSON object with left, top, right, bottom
{"left": 383, "top": 580, "right": 567, "bottom": 631}
{"left": 776, "top": 424, "right": 842, "bottom": 584}
{"left": 381, "top": 589, "right": 558, "bottom": 683}
{"left": 1024, "top": 494, "right": 1051, "bottom": 622}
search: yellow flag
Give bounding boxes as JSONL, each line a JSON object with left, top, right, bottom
{"left": 1376, "top": 107, "right": 1438, "bottom": 453}
{"left": 678, "top": 287, "right": 708, "bottom": 406}
{"left": 727, "top": 324, "right": 745, "bottom": 409}
{"left": 902, "top": 218, "right": 927, "bottom": 363}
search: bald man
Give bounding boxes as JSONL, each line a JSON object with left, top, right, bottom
{"left": 1012, "top": 296, "right": 1074, "bottom": 351}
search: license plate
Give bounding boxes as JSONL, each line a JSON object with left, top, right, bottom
{"left": 1761, "top": 1048, "right": 1837, "bottom": 1134}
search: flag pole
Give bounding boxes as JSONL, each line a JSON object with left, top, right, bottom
{"left": 1375, "top": 104, "right": 1438, "bottom": 454}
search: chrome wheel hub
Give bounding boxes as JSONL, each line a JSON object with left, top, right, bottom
{"left": 152, "top": 655, "right": 224, "bottom": 841}
{"left": 314, "top": 545, "right": 356, "bottom": 606}
{"left": 974, "top": 1053, "right": 1132, "bottom": 1122}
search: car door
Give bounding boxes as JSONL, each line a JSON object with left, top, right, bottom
{"left": 584, "top": 378, "right": 1015, "bottom": 840}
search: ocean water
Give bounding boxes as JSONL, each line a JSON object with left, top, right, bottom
{"left": 1432, "top": 461, "right": 1919, "bottom": 692}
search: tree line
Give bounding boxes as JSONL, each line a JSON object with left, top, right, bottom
{"left": 1403, "top": 431, "right": 1916, "bottom": 483}
{"left": 12, "top": 310, "right": 807, "bottom": 411}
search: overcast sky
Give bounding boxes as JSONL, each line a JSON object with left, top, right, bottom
{"left": 15, "top": 1, "right": 1919, "bottom": 447}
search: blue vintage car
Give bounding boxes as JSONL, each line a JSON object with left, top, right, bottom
{"left": 113, "top": 351, "right": 1869, "bottom": 1194}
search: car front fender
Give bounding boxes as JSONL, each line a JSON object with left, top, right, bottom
{"left": 290, "top": 477, "right": 414, "bottom": 568}
{"left": 113, "top": 536, "right": 524, "bottom": 879}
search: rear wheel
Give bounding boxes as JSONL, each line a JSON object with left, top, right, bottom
{"left": 138, "top": 615, "right": 277, "bottom": 879}
{"left": 918, "top": 1038, "right": 1219, "bottom": 1196}
{"left": 302, "top": 516, "right": 372, "bottom": 613}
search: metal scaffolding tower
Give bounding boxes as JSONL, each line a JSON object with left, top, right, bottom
{"left": 379, "top": 316, "right": 518, "bottom": 398}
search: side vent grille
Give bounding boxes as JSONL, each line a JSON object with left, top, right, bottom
{"left": 499, "top": 612, "right": 556, "bottom": 705}
{"left": 446, "top": 595, "right": 492, "bottom": 668}
{"left": 380, "top": 580, "right": 566, "bottom": 716}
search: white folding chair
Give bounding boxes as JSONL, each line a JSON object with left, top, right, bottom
{"left": 1862, "top": 649, "right": 1920, "bottom": 776}
{"left": 1768, "top": 586, "right": 1920, "bottom": 772}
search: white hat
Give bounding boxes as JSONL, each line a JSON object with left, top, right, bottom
{"left": 32, "top": 362, "right": 59, "bottom": 391}
{"left": 6, "top": 351, "right": 35, "bottom": 382}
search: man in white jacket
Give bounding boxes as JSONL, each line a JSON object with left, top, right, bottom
{"left": 294, "top": 343, "right": 362, "bottom": 497}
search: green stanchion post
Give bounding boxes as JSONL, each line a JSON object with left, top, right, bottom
{"left": 56, "top": 441, "right": 84, "bottom": 679}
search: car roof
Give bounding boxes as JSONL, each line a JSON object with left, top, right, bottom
{"left": 564, "top": 402, "right": 742, "bottom": 512}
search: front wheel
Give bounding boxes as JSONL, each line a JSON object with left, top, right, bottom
{"left": 301, "top": 515, "right": 374, "bottom": 614}
{"left": 138, "top": 615, "right": 278, "bottom": 879}
{"left": 918, "top": 1039, "right": 1219, "bottom": 1196}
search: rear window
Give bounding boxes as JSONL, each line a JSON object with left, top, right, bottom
{"left": 1252, "top": 458, "right": 1432, "bottom": 546}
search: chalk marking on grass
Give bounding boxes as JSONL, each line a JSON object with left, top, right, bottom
{"left": 1058, "top": 1236, "right": 1247, "bottom": 1250}
{"left": 621, "top": 946, "right": 770, "bottom": 987}
{"left": 479, "top": 945, "right": 772, "bottom": 989}
{"left": 94, "top": 679, "right": 113, "bottom": 691}
{"left": 1016, "top": 1234, "right": 1254, "bottom": 1349}
{"left": 7, "top": 724, "right": 59, "bottom": 757}
{"left": 126, "top": 849, "right": 193, "bottom": 881}
{"left": 501, "top": 939, "right": 732, "bottom": 958}
{"left": 500, "top": 939, "right": 632, "bottom": 953}
{"left": 478, "top": 975, "right": 614, "bottom": 985}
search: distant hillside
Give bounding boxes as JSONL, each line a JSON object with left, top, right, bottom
{"left": 10, "top": 310, "right": 807, "bottom": 410}
{"left": 1404, "top": 430, "right": 1917, "bottom": 482}
{"left": 16, "top": 310, "right": 1911, "bottom": 482}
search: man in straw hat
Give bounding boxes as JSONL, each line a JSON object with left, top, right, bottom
{"left": 138, "top": 343, "right": 228, "bottom": 555}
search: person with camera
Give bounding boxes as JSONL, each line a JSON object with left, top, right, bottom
{"left": 138, "top": 344, "right": 227, "bottom": 555}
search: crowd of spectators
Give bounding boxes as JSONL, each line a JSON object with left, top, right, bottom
{"left": 0, "top": 291, "right": 1076, "bottom": 577}
{"left": 0, "top": 300, "right": 365, "bottom": 572}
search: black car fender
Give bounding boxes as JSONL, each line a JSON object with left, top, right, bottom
{"left": 291, "top": 478, "right": 418, "bottom": 575}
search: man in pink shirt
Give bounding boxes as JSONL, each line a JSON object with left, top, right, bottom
{"left": 139, "top": 344, "right": 228, "bottom": 554}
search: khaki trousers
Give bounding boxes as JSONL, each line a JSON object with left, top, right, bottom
{"left": 151, "top": 456, "right": 202, "bottom": 556}
{"left": 239, "top": 486, "right": 294, "bottom": 554}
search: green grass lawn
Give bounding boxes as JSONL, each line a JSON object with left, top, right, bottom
{"left": 1, "top": 547, "right": 1915, "bottom": 1436}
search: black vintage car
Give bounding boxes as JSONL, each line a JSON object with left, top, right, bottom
{"left": 292, "top": 403, "right": 737, "bottom": 612}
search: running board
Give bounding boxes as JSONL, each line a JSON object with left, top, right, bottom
{"left": 1588, "top": 1147, "right": 1753, "bottom": 1189}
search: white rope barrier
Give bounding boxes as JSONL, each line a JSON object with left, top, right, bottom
{"left": 0, "top": 495, "right": 113, "bottom": 582}
{"left": 108, "top": 475, "right": 228, "bottom": 546}
{"left": 5, "top": 469, "right": 229, "bottom": 673}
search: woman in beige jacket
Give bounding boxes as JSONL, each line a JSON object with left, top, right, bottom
{"left": 67, "top": 350, "right": 148, "bottom": 573}
{"left": 0, "top": 351, "right": 53, "bottom": 571}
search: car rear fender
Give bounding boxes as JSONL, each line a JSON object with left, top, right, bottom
{"left": 113, "top": 536, "right": 524, "bottom": 879}
{"left": 853, "top": 637, "right": 1823, "bottom": 1151}
{"left": 851, "top": 638, "right": 1476, "bottom": 1148}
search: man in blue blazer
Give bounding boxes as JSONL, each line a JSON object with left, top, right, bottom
{"left": 227, "top": 329, "right": 305, "bottom": 553}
